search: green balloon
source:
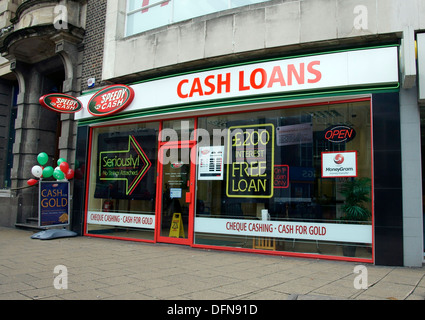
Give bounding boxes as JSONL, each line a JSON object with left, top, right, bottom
{"left": 57, "top": 158, "right": 67, "bottom": 166}
{"left": 42, "top": 166, "right": 54, "bottom": 178}
{"left": 53, "top": 169, "right": 65, "bottom": 180}
{"left": 37, "top": 152, "right": 49, "bottom": 166}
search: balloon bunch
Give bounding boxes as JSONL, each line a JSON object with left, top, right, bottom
{"left": 27, "top": 152, "right": 75, "bottom": 186}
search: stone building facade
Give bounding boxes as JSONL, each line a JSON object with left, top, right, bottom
{"left": 0, "top": 0, "right": 86, "bottom": 227}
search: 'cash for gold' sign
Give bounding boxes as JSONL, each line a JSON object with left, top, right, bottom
{"left": 226, "top": 124, "right": 274, "bottom": 198}
{"left": 39, "top": 181, "right": 69, "bottom": 227}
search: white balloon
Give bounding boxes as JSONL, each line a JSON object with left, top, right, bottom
{"left": 31, "top": 165, "right": 43, "bottom": 178}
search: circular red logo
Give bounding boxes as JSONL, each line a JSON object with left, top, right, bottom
{"left": 87, "top": 84, "right": 135, "bottom": 117}
{"left": 334, "top": 154, "right": 344, "bottom": 165}
{"left": 39, "top": 93, "right": 83, "bottom": 113}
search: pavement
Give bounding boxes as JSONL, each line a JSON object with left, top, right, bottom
{"left": 0, "top": 226, "right": 424, "bottom": 301}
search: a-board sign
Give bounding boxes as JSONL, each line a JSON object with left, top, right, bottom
{"left": 39, "top": 181, "right": 70, "bottom": 227}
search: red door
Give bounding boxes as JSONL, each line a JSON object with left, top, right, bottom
{"left": 156, "top": 141, "right": 196, "bottom": 245}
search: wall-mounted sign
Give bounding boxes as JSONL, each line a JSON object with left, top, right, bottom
{"left": 75, "top": 47, "right": 398, "bottom": 120}
{"left": 39, "top": 93, "right": 83, "bottom": 113}
{"left": 324, "top": 125, "right": 356, "bottom": 143}
{"left": 226, "top": 124, "right": 274, "bottom": 198}
{"left": 322, "top": 151, "right": 357, "bottom": 178}
{"left": 39, "top": 181, "right": 69, "bottom": 227}
{"left": 88, "top": 84, "right": 135, "bottom": 117}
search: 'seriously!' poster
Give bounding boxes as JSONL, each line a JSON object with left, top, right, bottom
{"left": 95, "top": 130, "right": 156, "bottom": 200}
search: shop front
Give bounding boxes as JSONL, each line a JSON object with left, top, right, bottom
{"left": 75, "top": 46, "right": 400, "bottom": 264}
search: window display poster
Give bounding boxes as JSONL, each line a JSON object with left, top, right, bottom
{"left": 226, "top": 124, "right": 274, "bottom": 198}
{"left": 170, "top": 188, "right": 182, "bottom": 199}
{"left": 39, "top": 181, "right": 69, "bottom": 227}
{"left": 95, "top": 130, "right": 156, "bottom": 200}
{"left": 274, "top": 165, "right": 289, "bottom": 188}
{"left": 198, "top": 146, "right": 224, "bottom": 180}
{"left": 322, "top": 151, "right": 357, "bottom": 178}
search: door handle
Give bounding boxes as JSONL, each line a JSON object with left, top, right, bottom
{"left": 185, "top": 192, "right": 191, "bottom": 203}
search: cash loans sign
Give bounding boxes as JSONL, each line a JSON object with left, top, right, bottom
{"left": 227, "top": 124, "right": 275, "bottom": 198}
{"left": 88, "top": 84, "right": 135, "bottom": 116}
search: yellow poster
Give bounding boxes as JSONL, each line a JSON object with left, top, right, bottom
{"left": 226, "top": 124, "right": 275, "bottom": 198}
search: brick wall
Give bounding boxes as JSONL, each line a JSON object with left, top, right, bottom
{"left": 81, "top": 0, "right": 112, "bottom": 91}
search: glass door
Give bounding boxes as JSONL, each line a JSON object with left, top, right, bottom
{"left": 157, "top": 142, "right": 195, "bottom": 245}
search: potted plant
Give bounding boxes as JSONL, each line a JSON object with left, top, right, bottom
{"left": 339, "top": 177, "right": 372, "bottom": 256}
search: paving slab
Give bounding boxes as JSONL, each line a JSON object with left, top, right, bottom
{"left": 0, "top": 226, "right": 424, "bottom": 301}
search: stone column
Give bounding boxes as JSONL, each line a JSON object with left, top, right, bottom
{"left": 10, "top": 60, "right": 59, "bottom": 224}
{"left": 52, "top": 36, "right": 83, "bottom": 168}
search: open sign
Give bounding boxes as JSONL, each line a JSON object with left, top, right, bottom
{"left": 324, "top": 125, "right": 356, "bottom": 143}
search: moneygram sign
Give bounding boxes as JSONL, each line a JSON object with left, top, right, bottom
{"left": 322, "top": 151, "right": 357, "bottom": 178}
{"left": 88, "top": 84, "right": 135, "bottom": 117}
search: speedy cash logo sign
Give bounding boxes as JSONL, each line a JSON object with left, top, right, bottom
{"left": 88, "top": 84, "right": 135, "bottom": 117}
{"left": 39, "top": 93, "right": 83, "bottom": 113}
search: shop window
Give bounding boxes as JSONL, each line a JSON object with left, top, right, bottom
{"left": 86, "top": 122, "right": 159, "bottom": 240}
{"left": 195, "top": 100, "right": 373, "bottom": 260}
